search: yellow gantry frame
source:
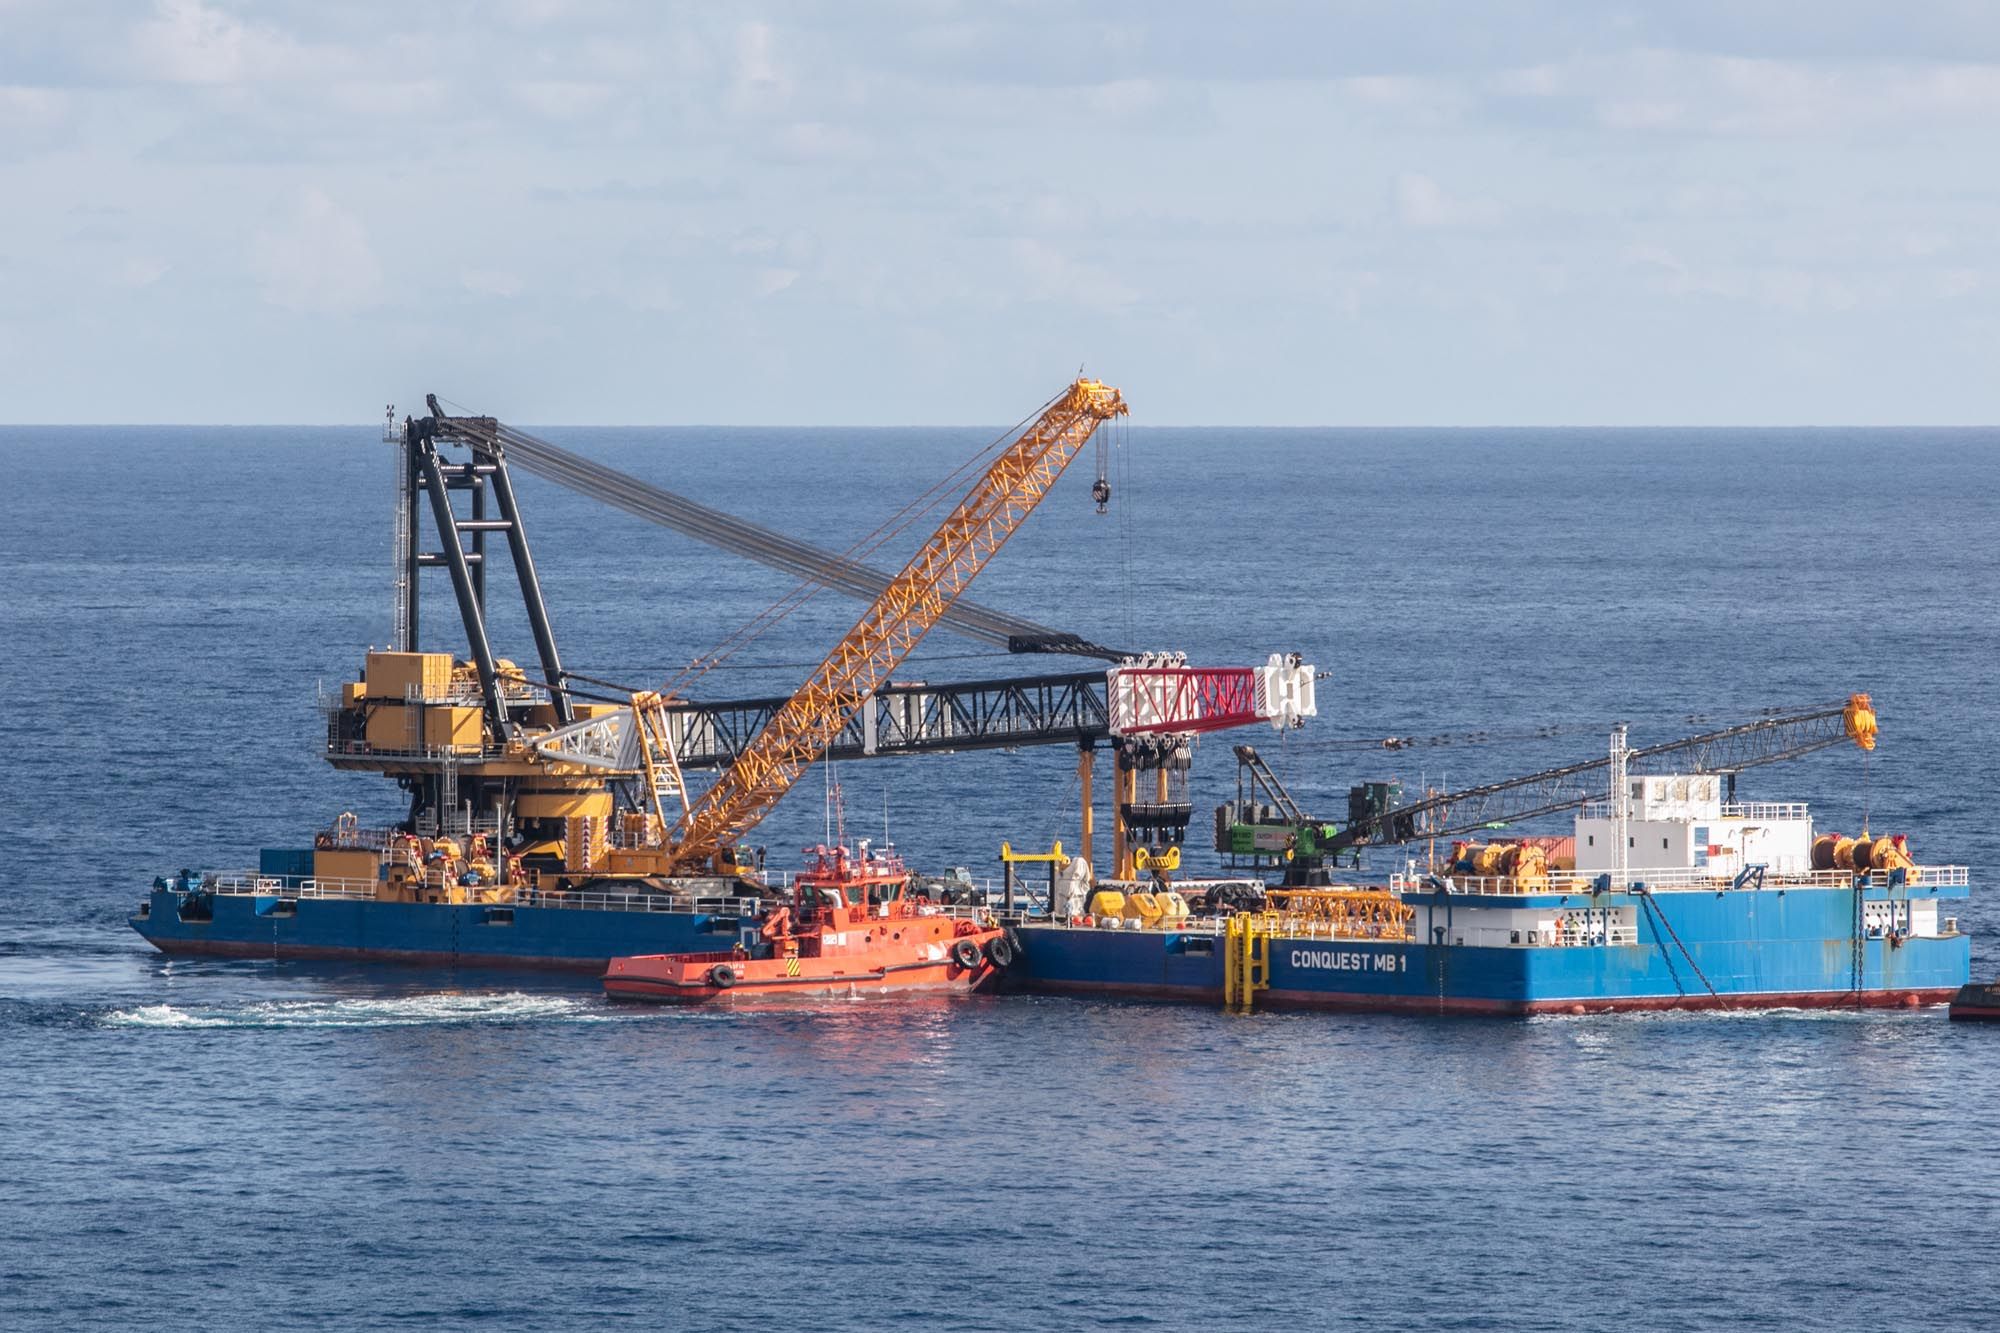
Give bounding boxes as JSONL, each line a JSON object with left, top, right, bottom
{"left": 664, "top": 378, "right": 1130, "bottom": 874}
{"left": 1000, "top": 840, "right": 1068, "bottom": 866}
{"left": 630, "top": 690, "right": 690, "bottom": 832}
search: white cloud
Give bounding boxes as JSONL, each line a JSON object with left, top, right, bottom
{"left": 1083, "top": 78, "right": 1173, "bottom": 119}
{"left": 1622, "top": 244, "right": 1879, "bottom": 312}
{"left": 111, "top": 256, "right": 171, "bottom": 288}
{"left": 1010, "top": 239, "right": 1138, "bottom": 311}
{"left": 460, "top": 268, "right": 523, "bottom": 298}
{"left": 495, "top": 0, "right": 578, "bottom": 28}
{"left": 1395, "top": 173, "right": 1503, "bottom": 229}
{"left": 249, "top": 188, "right": 383, "bottom": 313}
{"left": 730, "top": 20, "right": 790, "bottom": 114}
{"left": 769, "top": 120, "right": 867, "bottom": 162}
{"left": 1932, "top": 269, "right": 1983, "bottom": 300}
{"left": 129, "top": 0, "right": 307, "bottom": 85}
{"left": 1481, "top": 49, "right": 2000, "bottom": 137}
{"left": 1328, "top": 47, "right": 2000, "bottom": 141}
{"left": 1336, "top": 72, "right": 1471, "bottom": 123}
{"left": 510, "top": 80, "right": 615, "bottom": 121}
{"left": 754, "top": 266, "right": 800, "bottom": 298}
{"left": 0, "top": 85, "right": 67, "bottom": 127}
{"left": 8, "top": 4, "right": 2000, "bottom": 424}
{"left": 614, "top": 274, "right": 677, "bottom": 313}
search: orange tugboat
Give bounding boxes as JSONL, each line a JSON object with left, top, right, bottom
{"left": 603, "top": 840, "right": 1013, "bottom": 1002}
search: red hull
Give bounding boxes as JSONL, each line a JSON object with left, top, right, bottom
{"left": 604, "top": 956, "right": 995, "bottom": 1002}
{"left": 603, "top": 881, "right": 1011, "bottom": 1005}
{"left": 136, "top": 936, "right": 607, "bottom": 972}
{"left": 1014, "top": 978, "right": 1958, "bottom": 1016}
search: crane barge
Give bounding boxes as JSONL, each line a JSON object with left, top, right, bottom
{"left": 1007, "top": 698, "right": 1973, "bottom": 1014}
{"left": 131, "top": 378, "right": 1316, "bottom": 971}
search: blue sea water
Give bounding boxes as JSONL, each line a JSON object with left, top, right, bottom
{"left": 2, "top": 421, "right": 1998, "bottom": 1331}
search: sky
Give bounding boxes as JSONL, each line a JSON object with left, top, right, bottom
{"left": 2, "top": 1, "right": 1998, "bottom": 426}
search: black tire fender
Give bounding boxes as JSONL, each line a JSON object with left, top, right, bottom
{"left": 950, "top": 939, "right": 982, "bottom": 971}
{"left": 985, "top": 935, "right": 1016, "bottom": 969}
{"left": 708, "top": 963, "right": 738, "bottom": 989}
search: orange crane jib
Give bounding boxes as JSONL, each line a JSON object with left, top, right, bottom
{"left": 664, "top": 377, "right": 1130, "bottom": 873}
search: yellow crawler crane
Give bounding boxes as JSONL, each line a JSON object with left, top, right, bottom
{"left": 662, "top": 377, "right": 1130, "bottom": 875}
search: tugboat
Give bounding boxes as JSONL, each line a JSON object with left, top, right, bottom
{"left": 603, "top": 840, "right": 1013, "bottom": 1002}
{"left": 1948, "top": 980, "right": 2000, "bottom": 1021}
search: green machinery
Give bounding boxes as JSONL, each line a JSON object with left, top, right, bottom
{"left": 1213, "top": 744, "right": 1404, "bottom": 885}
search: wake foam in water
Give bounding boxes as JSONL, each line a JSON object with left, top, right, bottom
{"left": 102, "top": 992, "right": 608, "bottom": 1030}
{"left": 103, "top": 1003, "right": 230, "bottom": 1028}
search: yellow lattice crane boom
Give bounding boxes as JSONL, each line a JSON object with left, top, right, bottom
{"left": 663, "top": 376, "right": 1129, "bottom": 874}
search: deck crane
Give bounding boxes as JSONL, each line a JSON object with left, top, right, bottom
{"left": 348, "top": 384, "right": 1315, "bottom": 885}
{"left": 655, "top": 376, "right": 1130, "bottom": 874}
{"left": 1214, "top": 743, "right": 1349, "bottom": 882}
{"left": 1219, "top": 695, "right": 1881, "bottom": 881}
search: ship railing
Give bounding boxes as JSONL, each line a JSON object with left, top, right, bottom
{"left": 1056, "top": 914, "right": 1420, "bottom": 942}
{"left": 747, "top": 868, "right": 1009, "bottom": 896}
{"left": 314, "top": 825, "right": 409, "bottom": 852}
{"left": 1049, "top": 913, "right": 1658, "bottom": 947}
{"left": 1536, "top": 923, "right": 1641, "bottom": 947}
{"left": 317, "top": 827, "right": 390, "bottom": 850}
{"left": 1262, "top": 919, "right": 1413, "bottom": 942}
{"left": 1721, "top": 801, "right": 1812, "bottom": 820}
{"left": 199, "top": 873, "right": 760, "bottom": 913}
{"left": 514, "top": 886, "right": 767, "bottom": 916}
{"left": 203, "top": 873, "right": 383, "bottom": 902}
{"left": 327, "top": 737, "right": 511, "bottom": 762}
{"left": 1393, "top": 864, "right": 1970, "bottom": 895}
{"left": 1576, "top": 801, "right": 1811, "bottom": 821}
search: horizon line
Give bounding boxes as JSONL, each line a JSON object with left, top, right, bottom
{"left": 2, "top": 420, "right": 1996, "bottom": 431}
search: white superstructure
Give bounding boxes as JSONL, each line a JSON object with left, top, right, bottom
{"left": 1575, "top": 773, "right": 1813, "bottom": 877}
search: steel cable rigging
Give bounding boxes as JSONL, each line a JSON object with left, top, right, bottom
{"left": 431, "top": 398, "right": 1118, "bottom": 661}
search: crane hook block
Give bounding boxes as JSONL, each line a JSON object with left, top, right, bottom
{"left": 1843, "top": 692, "right": 1877, "bottom": 752}
{"left": 1091, "top": 478, "right": 1111, "bottom": 513}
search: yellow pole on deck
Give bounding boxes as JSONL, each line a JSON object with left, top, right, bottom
{"left": 1077, "top": 744, "right": 1095, "bottom": 873}
{"left": 1112, "top": 760, "right": 1137, "bottom": 880}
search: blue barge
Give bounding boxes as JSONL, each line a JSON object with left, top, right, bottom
{"left": 1011, "top": 781, "right": 1973, "bottom": 1014}
{"left": 1011, "top": 875, "right": 1971, "bottom": 1014}
{"left": 133, "top": 875, "right": 765, "bottom": 972}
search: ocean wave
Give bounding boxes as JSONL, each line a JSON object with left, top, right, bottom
{"left": 101, "top": 992, "right": 610, "bottom": 1030}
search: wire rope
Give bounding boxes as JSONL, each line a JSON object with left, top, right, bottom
{"left": 657, "top": 391, "right": 1065, "bottom": 693}
{"left": 427, "top": 395, "right": 1100, "bottom": 655}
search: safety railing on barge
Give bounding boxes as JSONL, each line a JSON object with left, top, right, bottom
{"left": 1577, "top": 800, "right": 1814, "bottom": 821}
{"left": 193, "top": 873, "right": 766, "bottom": 916}
{"left": 188, "top": 872, "right": 1019, "bottom": 922}
{"left": 1390, "top": 864, "right": 1971, "bottom": 897}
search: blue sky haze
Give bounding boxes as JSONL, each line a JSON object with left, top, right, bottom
{"left": 1, "top": 1, "right": 1996, "bottom": 425}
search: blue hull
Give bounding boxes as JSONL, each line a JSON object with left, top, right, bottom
{"left": 1013, "top": 884, "right": 1972, "bottom": 1014}
{"left": 131, "top": 887, "right": 750, "bottom": 972}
